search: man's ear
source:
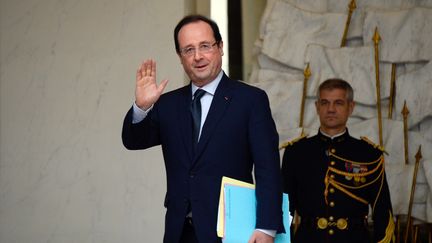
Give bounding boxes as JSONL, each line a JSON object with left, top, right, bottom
{"left": 349, "top": 101, "right": 355, "bottom": 115}
{"left": 177, "top": 53, "right": 184, "bottom": 64}
{"left": 219, "top": 41, "right": 224, "bottom": 56}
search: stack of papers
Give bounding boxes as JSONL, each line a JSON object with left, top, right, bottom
{"left": 217, "top": 177, "right": 291, "bottom": 243}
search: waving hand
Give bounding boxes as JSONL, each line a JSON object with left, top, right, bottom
{"left": 135, "top": 59, "right": 169, "bottom": 110}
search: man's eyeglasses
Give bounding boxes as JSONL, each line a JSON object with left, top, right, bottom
{"left": 179, "top": 42, "right": 218, "bottom": 57}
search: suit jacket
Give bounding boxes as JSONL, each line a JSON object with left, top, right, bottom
{"left": 122, "top": 73, "right": 283, "bottom": 242}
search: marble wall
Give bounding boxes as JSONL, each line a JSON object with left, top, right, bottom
{"left": 0, "top": 0, "right": 187, "bottom": 242}
{"left": 250, "top": 0, "right": 432, "bottom": 225}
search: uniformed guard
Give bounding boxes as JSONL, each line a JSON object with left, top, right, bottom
{"left": 282, "top": 79, "right": 394, "bottom": 243}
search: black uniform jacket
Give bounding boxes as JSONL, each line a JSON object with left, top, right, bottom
{"left": 282, "top": 130, "right": 394, "bottom": 243}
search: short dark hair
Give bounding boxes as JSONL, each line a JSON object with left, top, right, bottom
{"left": 317, "top": 78, "right": 354, "bottom": 102}
{"left": 173, "top": 15, "right": 222, "bottom": 54}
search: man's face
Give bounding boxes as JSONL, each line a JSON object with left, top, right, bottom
{"left": 177, "top": 21, "right": 223, "bottom": 87}
{"left": 315, "top": 88, "right": 355, "bottom": 135}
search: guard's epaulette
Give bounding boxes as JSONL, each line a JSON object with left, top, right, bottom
{"left": 360, "top": 136, "right": 388, "bottom": 155}
{"left": 279, "top": 134, "right": 307, "bottom": 150}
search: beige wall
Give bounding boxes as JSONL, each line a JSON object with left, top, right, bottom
{"left": 242, "top": 0, "right": 267, "bottom": 80}
{"left": 0, "top": 0, "right": 194, "bottom": 242}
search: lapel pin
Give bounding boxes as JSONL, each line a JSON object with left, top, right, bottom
{"left": 224, "top": 96, "right": 229, "bottom": 101}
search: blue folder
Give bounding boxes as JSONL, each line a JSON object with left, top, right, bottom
{"left": 222, "top": 183, "right": 291, "bottom": 243}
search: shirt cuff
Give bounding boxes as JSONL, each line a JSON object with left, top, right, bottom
{"left": 256, "top": 229, "right": 276, "bottom": 237}
{"left": 132, "top": 102, "right": 152, "bottom": 124}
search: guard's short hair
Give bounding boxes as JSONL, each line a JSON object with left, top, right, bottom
{"left": 174, "top": 15, "right": 222, "bottom": 54}
{"left": 317, "top": 78, "right": 354, "bottom": 102}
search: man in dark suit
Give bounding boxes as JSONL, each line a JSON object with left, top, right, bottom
{"left": 122, "top": 15, "right": 283, "bottom": 243}
{"left": 281, "top": 79, "right": 394, "bottom": 243}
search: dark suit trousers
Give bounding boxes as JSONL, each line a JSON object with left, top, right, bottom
{"left": 179, "top": 218, "right": 198, "bottom": 243}
{"left": 179, "top": 217, "right": 222, "bottom": 243}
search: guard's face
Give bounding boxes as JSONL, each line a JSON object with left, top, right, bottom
{"left": 177, "top": 21, "right": 223, "bottom": 87}
{"left": 316, "top": 88, "right": 354, "bottom": 135}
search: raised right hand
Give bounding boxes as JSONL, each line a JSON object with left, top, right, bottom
{"left": 135, "top": 59, "right": 169, "bottom": 110}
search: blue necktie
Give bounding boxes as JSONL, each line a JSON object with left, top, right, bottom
{"left": 190, "top": 89, "right": 206, "bottom": 144}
